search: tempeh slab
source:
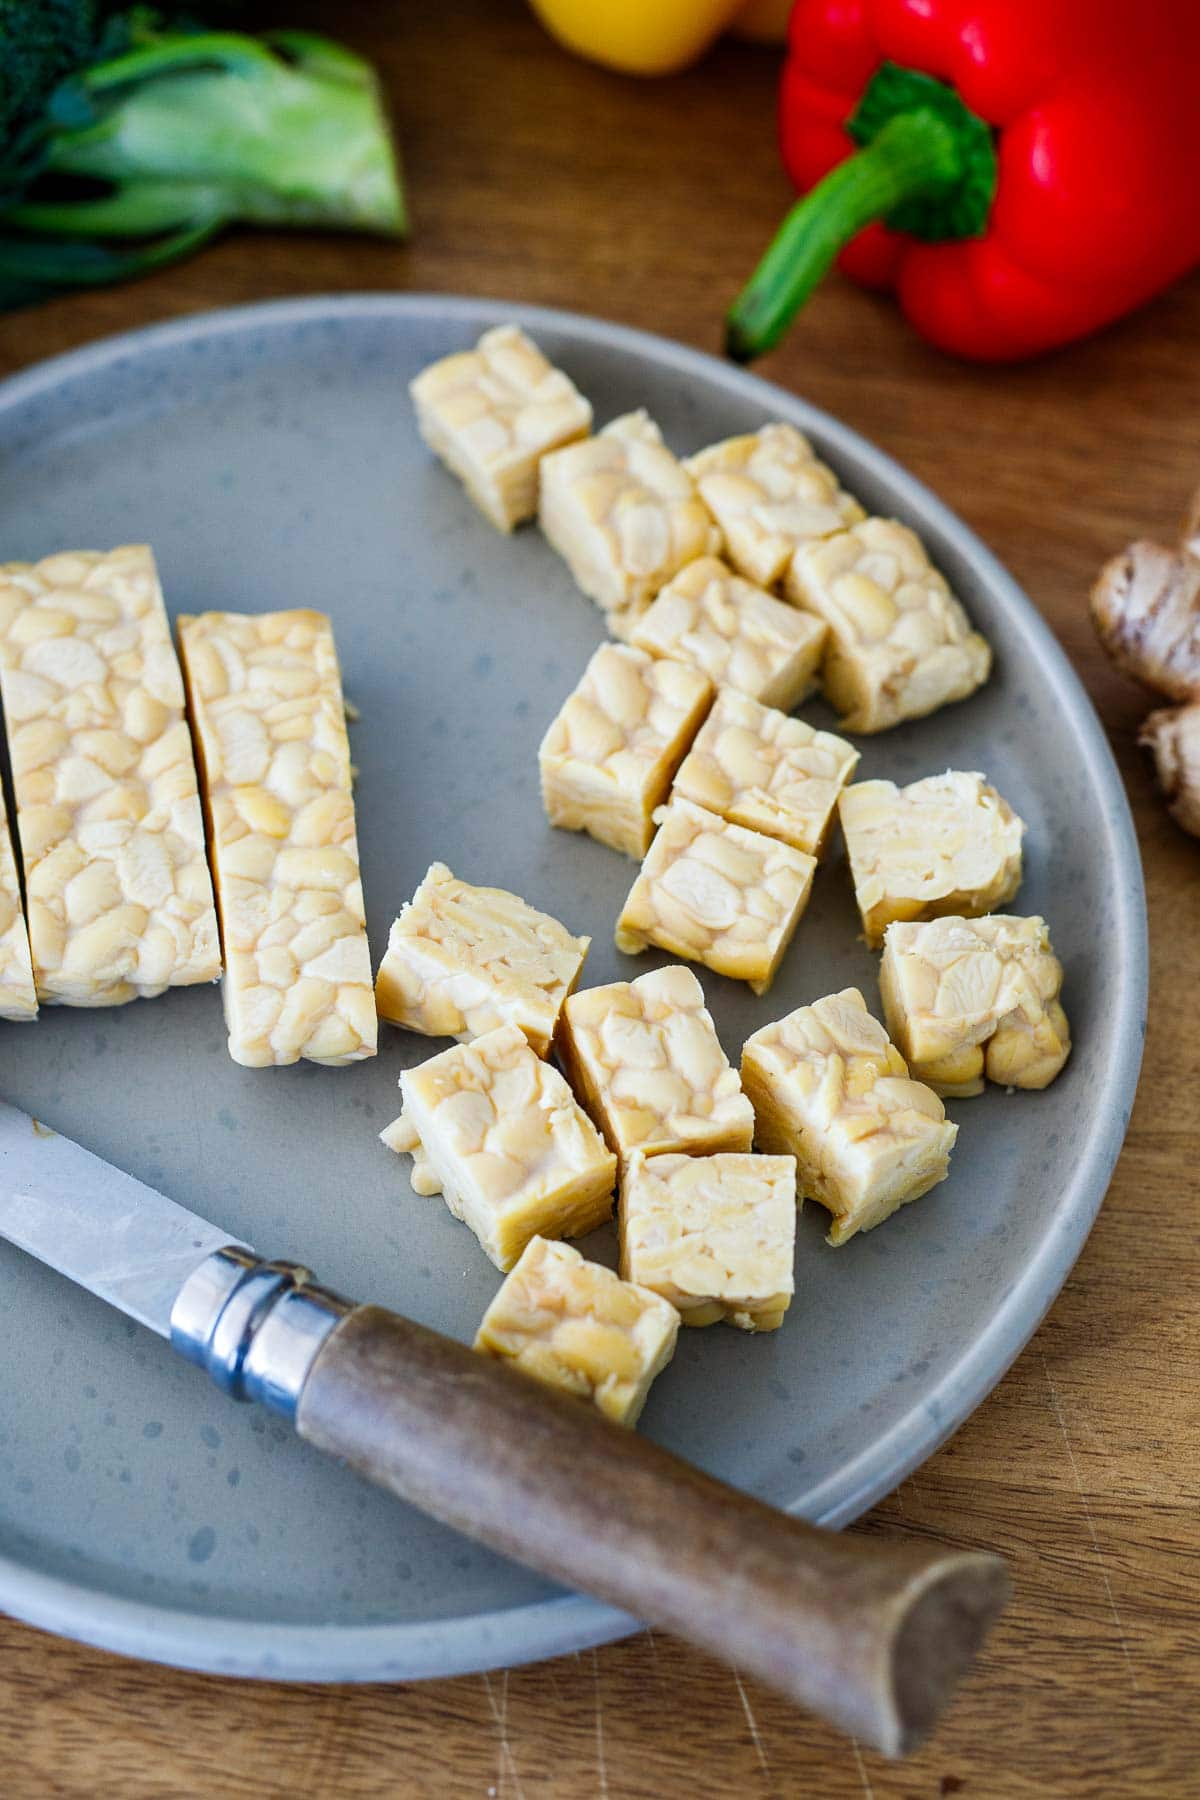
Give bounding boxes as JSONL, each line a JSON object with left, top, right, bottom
{"left": 0, "top": 803, "right": 36, "bottom": 1021}
{"left": 0, "top": 546, "right": 220, "bottom": 1006}
{"left": 178, "top": 608, "right": 376, "bottom": 1068}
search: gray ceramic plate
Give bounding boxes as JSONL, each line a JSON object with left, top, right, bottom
{"left": 0, "top": 295, "right": 1145, "bottom": 1681}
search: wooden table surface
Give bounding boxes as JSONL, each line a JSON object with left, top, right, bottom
{"left": 1, "top": 4, "right": 1197, "bottom": 1794}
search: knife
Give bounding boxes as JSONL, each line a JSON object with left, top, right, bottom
{"left": 0, "top": 1098, "right": 1007, "bottom": 1755}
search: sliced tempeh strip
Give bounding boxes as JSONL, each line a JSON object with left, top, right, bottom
{"left": 0, "top": 800, "right": 36, "bottom": 1021}
{"left": 0, "top": 546, "right": 220, "bottom": 1006}
{"left": 178, "top": 608, "right": 376, "bottom": 1068}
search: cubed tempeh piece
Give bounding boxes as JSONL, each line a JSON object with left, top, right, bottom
{"left": 178, "top": 608, "right": 375, "bottom": 1068}
{"left": 0, "top": 546, "right": 220, "bottom": 1007}
{"left": 474, "top": 1235, "right": 679, "bottom": 1426}
{"left": 788, "top": 519, "right": 991, "bottom": 733}
{"left": 673, "top": 688, "right": 859, "bottom": 857}
{"left": 741, "top": 988, "right": 957, "bottom": 1245}
{"left": 538, "top": 411, "right": 720, "bottom": 625}
{"left": 615, "top": 797, "right": 815, "bottom": 995}
{"left": 374, "top": 862, "right": 589, "bottom": 1055}
{"left": 0, "top": 802, "right": 36, "bottom": 1021}
{"left": 411, "top": 324, "right": 592, "bottom": 532}
{"left": 840, "top": 771, "right": 1024, "bottom": 947}
{"left": 620, "top": 1149, "right": 796, "bottom": 1331}
{"left": 539, "top": 643, "right": 713, "bottom": 859}
{"left": 879, "top": 915, "right": 1070, "bottom": 1097}
{"left": 684, "top": 423, "right": 864, "bottom": 589}
{"left": 558, "top": 963, "right": 753, "bottom": 1165}
{"left": 382, "top": 1024, "right": 617, "bottom": 1270}
{"left": 629, "top": 557, "right": 826, "bottom": 710}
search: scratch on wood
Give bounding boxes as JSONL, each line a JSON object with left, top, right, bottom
{"left": 732, "top": 1668, "right": 772, "bottom": 1784}
{"left": 850, "top": 1737, "right": 876, "bottom": 1799}
{"left": 590, "top": 1648, "right": 609, "bottom": 1799}
{"left": 643, "top": 1627, "right": 667, "bottom": 1688}
{"left": 1042, "top": 1354, "right": 1140, "bottom": 1695}
{"left": 481, "top": 1669, "right": 526, "bottom": 1800}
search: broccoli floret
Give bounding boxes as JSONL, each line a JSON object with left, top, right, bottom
{"left": 0, "top": 11, "right": 405, "bottom": 306}
{"left": 0, "top": 2, "right": 106, "bottom": 141}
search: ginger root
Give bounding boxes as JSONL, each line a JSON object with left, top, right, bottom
{"left": 1141, "top": 704, "right": 1200, "bottom": 838}
{"left": 1091, "top": 486, "right": 1200, "bottom": 839}
{"left": 1091, "top": 540, "right": 1200, "bottom": 702}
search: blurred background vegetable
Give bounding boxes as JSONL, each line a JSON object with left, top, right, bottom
{"left": 1093, "top": 491, "right": 1200, "bottom": 840}
{"left": 527, "top": 0, "right": 789, "bottom": 78}
{"left": 0, "top": 3, "right": 404, "bottom": 309}
{"left": 727, "top": 0, "right": 1200, "bottom": 363}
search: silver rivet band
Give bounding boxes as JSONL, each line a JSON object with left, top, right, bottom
{"left": 170, "top": 1246, "right": 352, "bottom": 1419}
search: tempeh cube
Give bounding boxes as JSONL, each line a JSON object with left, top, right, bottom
{"left": 474, "top": 1235, "right": 679, "bottom": 1426}
{"left": 879, "top": 915, "right": 1070, "bottom": 1096}
{"left": 629, "top": 557, "right": 826, "bottom": 711}
{"left": 615, "top": 797, "right": 815, "bottom": 995}
{"left": 382, "top": 1024, "right": 617, "bottom": 1270}
{"left": 374, "top": 862, "right": 589, "bottom": 1054}
{"left": 620, "top": 1149, "right": 796, "bottom": 1331}
{"left": 538, "top": 411, "right": 720, "bottom": 626}
{"left": 539, "top": 643, "right": 713, "bottom": 859}
{"left": 684, "top": 423, "right": 864, "bottom": 589}
{"left": 673, "top": 688, "right": 859, "bottom": 856}
{"left": 741, "top": 988, "right": 957, "bottom": 1244}
{"left": 0, "top": 803, "right": 36, "bottom": 1021}
{"left": 840, "top": 771, "right": 1024, "bottom": 947}
{"left": 0, "top": 546, "right": 220, "bottom": 1007}
{"left": 178, "top": 608, "right": 375, "bottom": 1067}
{"left": 788, "top": 519, "right": 991, "bottom": 732}
{"left": 558, "top": 963, "right": 754, "bottom": 1164}
{"left": 411, "top": 324, "right": 592, "bottom": 532}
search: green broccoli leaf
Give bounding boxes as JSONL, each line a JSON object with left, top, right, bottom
{"left": 0, "top": 11, "right": 404, "bottom": 306}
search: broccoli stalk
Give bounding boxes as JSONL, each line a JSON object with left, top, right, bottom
{"left": 0, "top": 15, "right": 405, "bottom": 306}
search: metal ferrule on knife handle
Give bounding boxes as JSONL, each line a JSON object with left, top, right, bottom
{"left": 171, "top": 1247, "right": 351, "bottom": 1418}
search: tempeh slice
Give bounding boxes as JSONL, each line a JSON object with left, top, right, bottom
{"left": 178, "top": 608, "right": 376, "bottom": 1068}
{"left": 0, "top": 546, "right": 220, "bottom": 1006}
{"left": 0, "top": 801, "right": 35, "bottom": 1021}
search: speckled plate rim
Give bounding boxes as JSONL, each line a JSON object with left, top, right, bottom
{"left": 0, "top": 293, "right": 1147, "bottom": 1682}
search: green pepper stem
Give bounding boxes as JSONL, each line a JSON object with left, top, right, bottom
{"left": 725, "top": 109, "right": 961, "bottom": 363}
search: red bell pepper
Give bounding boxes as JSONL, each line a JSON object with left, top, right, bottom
{"left": 726, "top": 0, "right": 1200, "bottom": 362}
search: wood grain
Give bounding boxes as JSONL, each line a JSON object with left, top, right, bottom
{"left": 1, "top": 1, "right": 1197, "bottom": 1793}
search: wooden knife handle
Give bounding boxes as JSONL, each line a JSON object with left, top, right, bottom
{"left": 296, "top": 1305, "right": 1008, "bottom": 1755}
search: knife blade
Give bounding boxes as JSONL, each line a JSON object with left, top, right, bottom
{"left": 0, "top": 1100, "right": 239, "bottom": 1334}
{"left": 0, "top": 1098, "right": 1007, "bottom": 1755}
